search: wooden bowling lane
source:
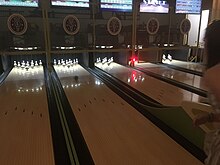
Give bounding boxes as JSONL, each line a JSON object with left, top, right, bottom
{"left": 165, "top": 60, "right": 206, "bottom": 73}
{"left": 96, "top": 62, "right": 207, "bottom": 106}
{"left": 0, "top": 67, "right": 55, "bottom": 165}
{"left": 135, "top": 62, "right": 208, "bottom": 91}
{"left": 54, "top": 65, "right": 203, "bottom": 165}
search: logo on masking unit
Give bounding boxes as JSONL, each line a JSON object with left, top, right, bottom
{"left": 107, "top": 17, "right": 122, "bottom": 36}
{"left": 63, "top": 15, "right": 80, "bottom": 35}
{"left": 180, "top": 18, "right": 191, "bottom": 34}
{"left": 147, "top": 18, "right": 159, "bottom": 35}
{"left": 7, "top": 14, "right": 28, "bottom": 35}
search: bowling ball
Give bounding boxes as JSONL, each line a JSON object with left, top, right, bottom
{"left": 74, "top": 76, "right": 79, "bottom": 82}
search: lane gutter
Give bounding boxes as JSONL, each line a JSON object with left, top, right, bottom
{"left": 0, "top": 66, "right": 13, "bottom": 85}
{"left": 44, "top": 66, "right": 72, "bottom": 165}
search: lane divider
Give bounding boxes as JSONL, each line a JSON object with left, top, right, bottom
{"left": 49, "top": 72, "right": 80, "bottom": 165}
{"left": 51, "top": 66, "right": 94, "bottom": 165}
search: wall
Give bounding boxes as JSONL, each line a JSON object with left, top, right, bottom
{"left": 0, "top": 0, "right": 209, "bottom": 64}
{"left": 188, "top": 14, "right": 200, "bottom": 47}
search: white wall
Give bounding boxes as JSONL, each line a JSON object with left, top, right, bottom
{"left": 187, "top": 14, "right": 200, "bottom": 47}
{"left": 187, "top": 10, "right": 209, "bottom": 47}
{"left": 200, "top": 10, "right": 210, "bottom": 64}
{"left": 199, "top": 10, "right": 210, "bottom": 47}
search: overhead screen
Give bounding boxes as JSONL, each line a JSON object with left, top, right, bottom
{"left": 175, "top": 0, "right": 202, "bottom": 14}
{"left": 140, "top": 0, "right": 169, "bottom": 13}
{"left": 100, "top": 0, "right": 132, "bottom": 12}
{"left": 51, "top": 0, "right": 90, "bottom": 8}
{"left": 0, "top": 0, "right": 39, "bottom": 7}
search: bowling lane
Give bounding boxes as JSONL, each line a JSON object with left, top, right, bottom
{"left": 164, "top": 60, "right": 206, "bottom": 73}
{"left": 54, "top": 64, "right": 203, "bottom": 165}
{"left": 0, "top": 66, "right": 55, "bottom": 165}
{"left": 135, "top": 62, "right": 207, "bottom": 91}
{"left": 96, "top": 62, "right": 206, "bottom": 106}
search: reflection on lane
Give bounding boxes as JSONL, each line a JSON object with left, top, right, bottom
{"left": 0, "top": 65, "right": 55, "bottom": 165}
{"left": 163, "top": 59, "right": 206, "bottom": 73}
{"left": 135, "top": 62, "right": 207, "bottom": 91}
{"left": 2, "top": 66, "right": 45, "bottom": 94}
{"left": 54, "top": 64, "right": 203, "bottom": 165}
{"left": 95, "top": 62, "right": 207, "bottom": 106}
{"left": 54, "top": 63, "right": 104, "bottom": 88}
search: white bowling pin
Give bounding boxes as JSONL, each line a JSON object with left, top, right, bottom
{"left": 54, "top": 59, "right": 57, "bottom": 65}
{"left": 13, "top": 61, "right": 17, "bottom": 67}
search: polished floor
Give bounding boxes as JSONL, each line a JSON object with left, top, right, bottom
{"left": 55, "top": 64, "right": 203, "bottom": 165}
{"left": 0, "top": 66, "right": 55, "bottom": 165}
{"left": 135, "top": 62, "right": 207, "bottom": 91}
{"left": 0, "top": 62, "right": 206, "bottom": 164}
{"left": 163, "top": 60, "right": 206, "bottom": 73}
{"left": 96, "top": 62, "right": 206, "bottom": 106}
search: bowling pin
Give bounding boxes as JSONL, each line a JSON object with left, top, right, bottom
{"left": 54, "top": 59, "right": 57, "bottom": 65}
{"left": 13, "top": 61, "right": 17, "bottom": 67}
{"left": 168, "top": 54, "right": 172, "bottom": 62}
{"left": 17, "top": 62, "right": 21, "bottom": 67}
